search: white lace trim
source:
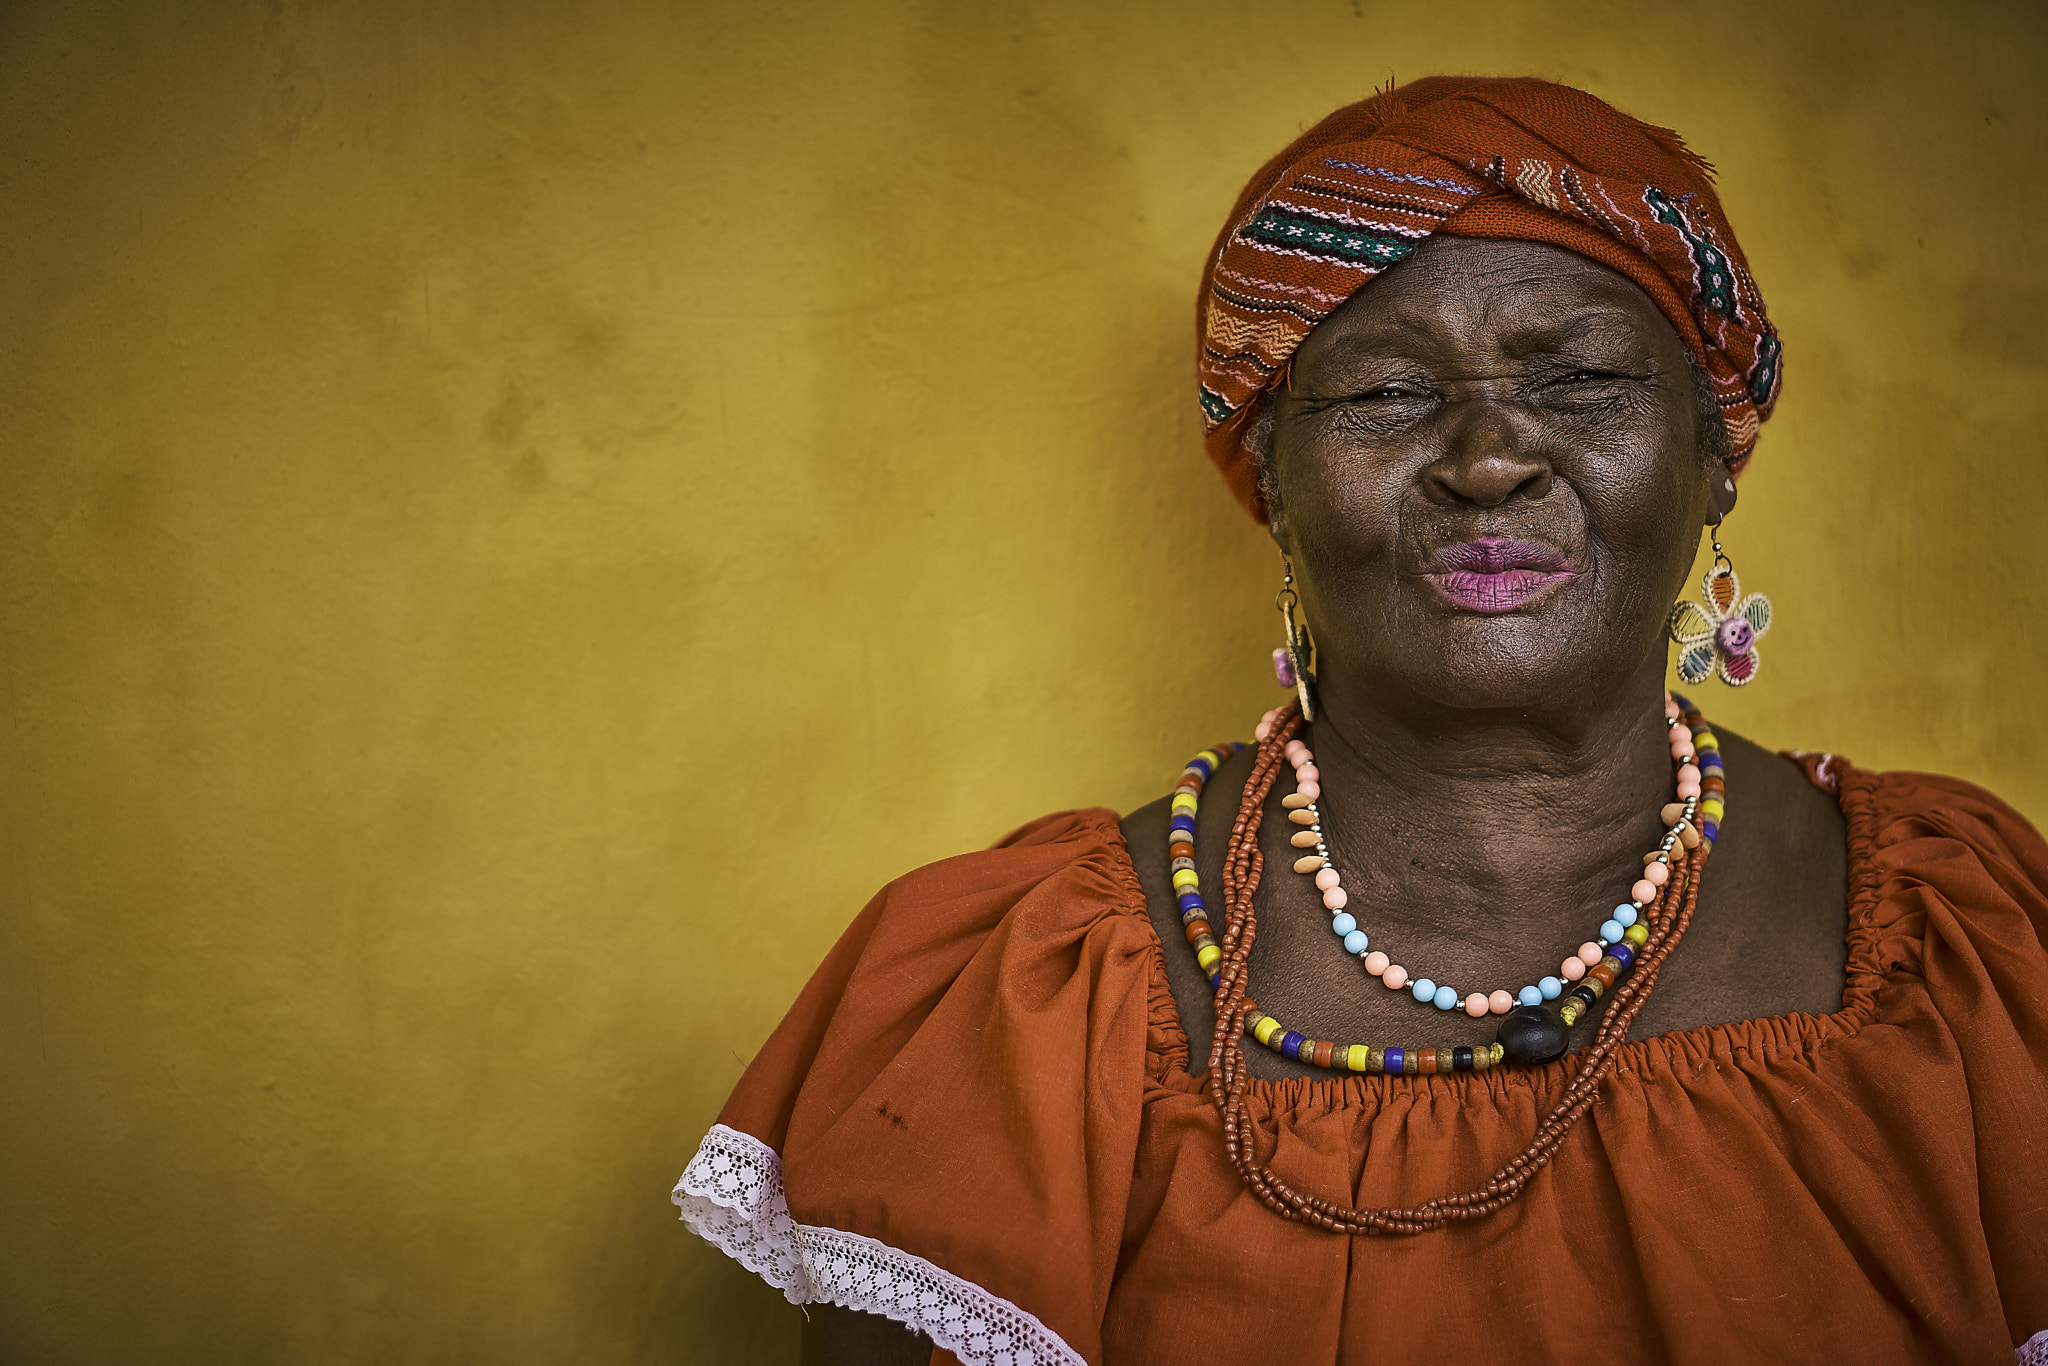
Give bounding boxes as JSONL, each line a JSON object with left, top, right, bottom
{"left": 674, "top": 1123, "right": 1084, "bottom": 1366}
{"left": 2020, "top": 1328, "right": 2048, "bottom": 1366}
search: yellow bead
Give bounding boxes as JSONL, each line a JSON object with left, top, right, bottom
{"left": 1346, "top": 1044, "right": 1369, "bottom": 1071}
{"left": 1623, "top": 923, "right": 1649, "bottom": 946}
{"left": 1171, "top": 868, "right": 1199, "bottom": 890}
{"left": 1197, "top": 944, "right": 1221, "bottom": 971}
{"left": 1694, "top": 734, "right": 1719, "bottom": 751}
{"left": 1559, "top": 1000, "right": 1584, "bottom": 1026}
{"left": 1171, "top": 793, "right": 1197, "bottom": 812}
{"left": 1254, "top": 1016, "right": 1283, "bottom": 1046}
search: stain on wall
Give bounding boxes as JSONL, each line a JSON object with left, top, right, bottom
{"left": 2, "top": 0, "right": 2043, "bottom": 1360}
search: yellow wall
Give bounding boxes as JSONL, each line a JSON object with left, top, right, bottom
{"left": 3, "top": 1, "right": 2042, "bottom": 1359}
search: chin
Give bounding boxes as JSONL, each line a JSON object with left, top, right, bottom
{"left": 1360, "top": 615, "right": 1650, "bottom": 716}
{"left": 1416, "top": 661, "right": 1594, "bottom": 714}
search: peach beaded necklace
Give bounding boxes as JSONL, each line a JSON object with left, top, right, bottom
{"left": 1170, "top": 695, "right": 1721, "bottom": 1233}
{"left": 1273, "top": 691, "right": 1713, "bottom": 1027}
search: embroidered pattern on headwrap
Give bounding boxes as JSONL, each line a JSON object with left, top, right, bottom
{"left": 1197, "top": 77, "right": 1784, "bottom": 520}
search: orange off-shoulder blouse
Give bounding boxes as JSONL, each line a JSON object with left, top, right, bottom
{"left": 675, "top": 760, "right": 2048, "bottom": 1365}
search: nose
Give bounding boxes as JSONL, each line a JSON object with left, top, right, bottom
{"left": 1421, "top": 395, "right": 1553, "bottom": 508}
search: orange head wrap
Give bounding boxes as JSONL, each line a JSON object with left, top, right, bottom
{"left": 1198, "top": 76, "right": 1781, "bottom": 521}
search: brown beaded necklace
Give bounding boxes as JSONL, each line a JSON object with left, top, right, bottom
{"left": 1206, "top": 703, "right": 1708, "bottom": 1234}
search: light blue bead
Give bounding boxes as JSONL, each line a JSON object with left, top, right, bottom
{"left": 1330, "top": 912, "right": 1357, "bottom": 936}
{"left": 1411, "top": 978, "right": 1435, "bottom": 1002}
{"left": 1518, "top": 985, "right": 1543, "bottom": 1007}
{"left": 1539, "top": 976, "right": 1563, "bottom": 1000}
{"left": 1343, "top": 930, "right": 1368, "bottom": 954}
{"left": 1614, "top": 905, "right": 1639, "bottom": 928}
{"left": 1600, "top": 919, "right": 1625, "bottom": 942}
{"left": 1433, "top": 985, "right": 1457, "bottom": 1010}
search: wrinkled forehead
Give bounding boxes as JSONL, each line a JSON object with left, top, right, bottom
{"left": 1289, "top": 236, "right": 1688, "bottom": 378}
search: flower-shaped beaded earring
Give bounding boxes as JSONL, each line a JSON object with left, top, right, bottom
{"left": 1668, "top": 521, "right": 1772, "bottom": 686}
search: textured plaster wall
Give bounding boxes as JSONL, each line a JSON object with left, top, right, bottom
{"left": 2, "top": 0, "right": 2042, "bottom": 1360}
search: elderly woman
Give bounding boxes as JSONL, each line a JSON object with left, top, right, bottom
{"left": 674, "top": 78, "right": 2048, "bottom": 1364}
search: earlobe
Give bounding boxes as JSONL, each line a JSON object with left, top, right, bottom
{"left": 1705, "top": 468, "right": 1738, "bottom": 525}
{"left": 1267, "top": 512, "right": 1292, "bottom": 552}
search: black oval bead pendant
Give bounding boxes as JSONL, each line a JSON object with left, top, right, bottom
{"left": 1495, "top": 1004, "right": 1570, "bottom": 1066}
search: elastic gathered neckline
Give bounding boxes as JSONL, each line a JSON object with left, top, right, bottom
{"left": 1105, "top": 757, "right": 1898, "bottom": 1110}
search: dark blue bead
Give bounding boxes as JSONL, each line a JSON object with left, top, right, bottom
{"left": 1385, "top": 1047, "right": 1404, "bottom": 1074}
{"left": 1609, "top": 942, "right": 1635, "bottom": 970}
{"left": 1279, "top": 1030, "right": 1304, "bottom": 1056}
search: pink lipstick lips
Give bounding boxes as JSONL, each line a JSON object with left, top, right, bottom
{"left": 1426, "top": 538, "right": 1575, "bottom": 612}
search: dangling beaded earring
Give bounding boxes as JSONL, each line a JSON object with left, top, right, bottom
{"left": 1273, "top": 555, "right": 1320, "bottom": 721}
{"left": 1668, "top": 515, "right": 1773, "bottom": 687}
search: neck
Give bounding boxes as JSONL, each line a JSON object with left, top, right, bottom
{"left": 1299, "top": 653, "right": 1679, "bottom": 932}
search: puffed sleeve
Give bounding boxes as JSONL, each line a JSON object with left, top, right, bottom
{"left": 673, "top": 809, "right": 1158, "bottom": 1366}
{"left": 1856, "top": 768, "right": 2048, "bottom": 1348}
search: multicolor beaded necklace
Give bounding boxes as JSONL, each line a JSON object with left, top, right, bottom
{"left": 1171, "top": 693, "right": 1719, "bottom": 1071}
{"left": 1167, "top": 694, "right": 1722, "bottom": 1232}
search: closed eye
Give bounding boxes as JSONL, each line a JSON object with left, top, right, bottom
{"left": 1534, "top": 367, "right": 1653, "bottom": 409}
{"left": 1347, "top": 382, "right": 1432, "bottom": 402}
{"left": 1285, "top": 383, "right": 1431, "bottom": 416}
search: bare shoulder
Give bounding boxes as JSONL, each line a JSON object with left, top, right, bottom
{"left": 1122, "top": 786, "right": 1212, "bottom": 1045}
{"left": 1713, "top": 727, "right": 1848, "bottom": 867}
{"left": 1120, "top": 744, "right": 1257, "bottom": 879}
{"left": 1708, "top": 726, "right": 1849, "bottom": 933}
{"left": 1120, "top": 792, "right": 1172, "bottom": 892}
{"left": 1627, "top": 724, "right": 1851, "bottom": 1036}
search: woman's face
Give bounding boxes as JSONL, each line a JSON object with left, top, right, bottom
{"left": 1267, "top": 234, "right": 1716, "bottom": 718}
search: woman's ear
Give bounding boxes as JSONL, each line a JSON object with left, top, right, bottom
{"left": 1705, "top": 463, "right": 1737, "bottom": 525}
{"left": 1247, "top": 391, "right": 1291, "bottom": 546}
